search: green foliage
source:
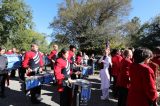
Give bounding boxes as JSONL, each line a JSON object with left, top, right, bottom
{"left": 0, "top": 0, "right": 49, "bottom": 53}
{"left": 0, "top": 0, "right": 33, "bottom": 46}
{"left": 135, "top": 16, "right": 160, "bottom": 49}
{"left": 50, "top": 0, "right": 131, "bottom": 53}
{"left": 120, "top": 17, "right": 141, "bottom": 47}
{"left": 15, "top": 29, "right": 49, "bottom": 53}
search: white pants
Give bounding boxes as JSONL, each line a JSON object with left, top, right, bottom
{"left": 101, "top": 88, "right": 109, "bottom": 100}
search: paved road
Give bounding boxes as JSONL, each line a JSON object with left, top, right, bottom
{"left": 0, "top": 72, "right": 117, "bottom": 106}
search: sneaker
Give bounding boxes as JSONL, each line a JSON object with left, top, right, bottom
{"left": 19, "top": 79, "right": 24, "bottom": 83}
{"left": 101, "top": 96, "right": 106, "bottom": 100}
{"left": 25, "top": 91, "right": 30, "bottom": 96}
{"left": 37, "top": 96, "right": 43, "bottom": 101}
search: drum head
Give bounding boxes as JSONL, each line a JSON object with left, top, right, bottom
{"left": 73, "top": 79, "right": 91, "bottom": 87}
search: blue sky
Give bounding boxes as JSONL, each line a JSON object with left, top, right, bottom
{"left": 130, "top": 0, "right": 160, "bottom": 23}
{"left": 25, "top": 0, "right": 63, "bottom": 36}
{"left": 25, "top": 0, "right": 160, "bottom": 37}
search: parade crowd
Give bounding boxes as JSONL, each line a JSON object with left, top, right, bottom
{"left": 0, "top": 43, "right": 160, "bottom": 106}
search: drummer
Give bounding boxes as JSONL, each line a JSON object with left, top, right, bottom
{"left": 72, "top": 51, "right": 83, "bottom": 79}
{"left": 48, "top": 44, "right": 58, "bottom": 70}
{"left": 22, "top": 44, "right": 44, "bottom": 104}
{"left": 68, "top": 45, "right": 76, "bottom": 72}
{"left": 68, "top": 45, "right": 81, "bottom": 79}
{"left": 54, "top": 48, "right": 74, "bottom": 106}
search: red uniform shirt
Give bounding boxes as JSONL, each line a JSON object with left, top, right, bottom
{"left": 152, "top": 57, "right": 160, "bottom": 78}
{"left": 22, "top": 51, "right": 43, "bottom": 69}
{"left": 111, "top": 54, "right": 123, "bottom": 76}
{"left": 127, "top": 63, "right": 158, "bottom": 106}
{"left": 152, "top": 57, "right": 160, "bottom": 66}
{"left": 54, "top": 58, "right": 70, "bottom": 92}
{"left": 117, "top": 58, "right": 132, "bottom": 88}
{"left": 76, "top": 56, "right": 82, "bottom": 65}
{"left": 48, "top": 50, "right": 58, "bottom": 60}
{"left": 68, "top": 50, "right": 75, "bottom": 64}
{"left": 5, "top": 51, "right": 13, "bottom": 54}
{"left": 147, "top": 62, "right": 158, "bottom": 75}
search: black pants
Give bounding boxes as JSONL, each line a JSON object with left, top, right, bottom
{"left": 0, "top": 74, "right": 7, "bottom": 96}
{"left": 60, "top": 87, "right": 72, "bottom": 106}
{"left": 19, "top": 67, "right": 26, "bottom": 81}
{"left": 112, "top": 75, "right": 118, "bottom": 98}
{"left": 28, "top": 72, "right": 41, "bottom": 102}
{"left": 30, "top": 86, "right": 41, "bottom": 101}
{"left": 118, "top": 87, "right": 128, "bottom": 106}
{"left": 10, "top": 69, "right": 16, "bottom": 77}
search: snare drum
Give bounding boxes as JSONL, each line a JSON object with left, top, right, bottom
{"left": 43, "top": 73, "right": 54, "bottom": 84}
{"left": 25, "top": 76, "right": 43, "bottom": 90}
{"left": 81, "top": 84, "right": 91, "bottom": 103}
{"left": 73, "top": 79, "right": 91, "bottom": 106}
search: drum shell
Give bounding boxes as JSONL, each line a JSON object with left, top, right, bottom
{"left": 25, "top": 77, "right": 43, "bottom": 90}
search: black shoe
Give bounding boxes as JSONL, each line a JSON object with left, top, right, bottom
{"left": 31, "top": 99, "right": 41, "bottom": 104}
{"left": 106, "top": 99, "right": 110, "bottom": 103}
{"left": 0, "top": 94, "right": 6, "bottom": 98}
{"left": 10, "top": 75, "right": 16, "bottom": 78}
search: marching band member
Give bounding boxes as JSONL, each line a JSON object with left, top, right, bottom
{"left": 75, "top": 51, "right": 83, "bottom": 66}
{"left": 111, "top": 49, "right": 123, "bottom": 98}
{"left": 54, "top": 48, "right": 74, "bottom": 106}
{"left": 127, "top": 47, "right": 158, "bottom": 106}
{"left": 68, "top": 45, "right": 76, "bottom": 71}
{"left": 117, "top": 49, "right": 133, "bottom": 106}
{"left": 152, "top": 46, "right": 160, "bottom": 78}
{"left": 152, "top": 47, "right": 160, "bottom": 66}
{"left": 68, "top": 45, "right": 80, "bottom": 79}
{"left": 22, "top": 44, "right": 44, "bottom": 104}
{"left": 48, "top": 44, "right": 58, "bottom": 69}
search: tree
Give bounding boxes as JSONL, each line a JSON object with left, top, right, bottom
{"left": 50, "top": 0, "right": 131, "bottom": 52}
{"left": 120, "top": 17, "right": 141, "bottom": 47}
{"left": 0, "top": 0, "right": 33, "bottom": 46}
{"left": 135, "top": 16, "right": 160, "bottom": 49}
{"left": 11, "top": 29, "right": 49, "bottom": 53}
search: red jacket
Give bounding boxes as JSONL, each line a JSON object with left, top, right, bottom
{"left": 5, "top": 51, "right": 13, "bottom": 54}
{"left": 68, "top": 50, "right": 75, "bottom": 64}
{"left": 76, "top": 56, "right": 82, "bottom": 65}
{"left": 117, "top": 58, "right": 132, "bottom": 88}
{"left": 152, "top": 57, "right": 160, "bottom": 78}
{"left": 127, "top": 63, "right": 158, "bottom": 106}
{"left": 111, "top": 54, "right": 123, "bottom": 76}
{"left": 48, "top": 50, "right": 58, "bottom": 60}
{"left": 152, "top": 57, "right": 160, "bottom": 66}
{"left": 147, "top": 61, "right": 158, "bottom": 75}
{"left": 22, "top": 50, "right": 43, "bottom": 69}
{"left": 54, "top": 58, "right": 71, "bottom": 92}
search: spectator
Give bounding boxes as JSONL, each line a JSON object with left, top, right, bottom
{"left": 0, "top": 47, "right": 8, "bottom": 98}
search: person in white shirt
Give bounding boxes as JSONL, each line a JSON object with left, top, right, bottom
{"left": 99, "top": 48, "right": 112, "bottom": 100}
